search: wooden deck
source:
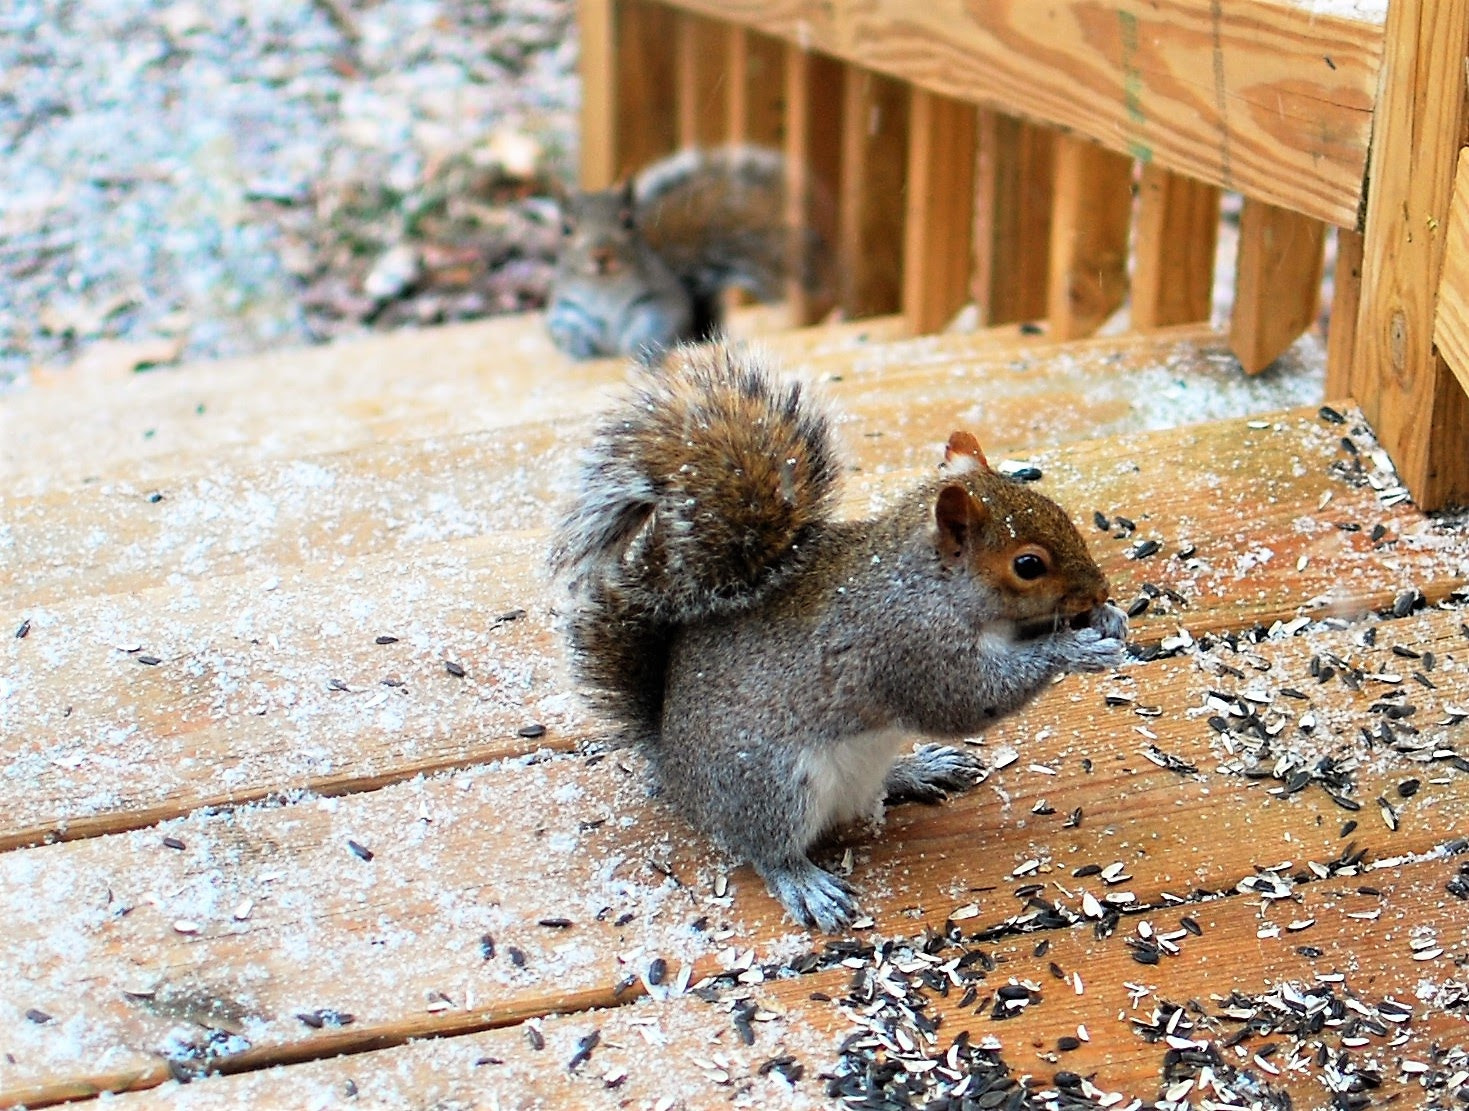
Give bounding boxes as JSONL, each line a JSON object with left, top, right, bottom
{"left": 3, "top": 311, "right": 1468, "bottom": 1110}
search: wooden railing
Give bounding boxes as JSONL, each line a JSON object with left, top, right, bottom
{"left": 577, "top": 0, "right": 1469, "bottom": 511}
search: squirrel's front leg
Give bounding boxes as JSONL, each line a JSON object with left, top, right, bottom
{"left": 1043, "top": 602, "right": 1129, "bottom": 673}
{"left": 617, "top": 295, "right": 692, "bottom": 364}
{"left": 547, "top": 297, "right": 612, "bottom": 359}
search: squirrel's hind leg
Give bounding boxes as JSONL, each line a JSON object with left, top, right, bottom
{"left": 754, "top": 856, "right": 857, "bottom": 934}
{"left": 884, "top": 743, "right": 986, "bottom": 805}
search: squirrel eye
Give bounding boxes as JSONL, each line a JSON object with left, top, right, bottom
{"left": 561, "top": 221, "right": 574, "bottom": 236}
{"left": 1013, "top": 553, "right": 1048, "bottom": 581}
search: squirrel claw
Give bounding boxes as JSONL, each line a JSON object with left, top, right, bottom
{"left": 757, "top": 858, "right": 858, "bottom": 934}
{"left": 885, "top": 743, "right": 986, "bottom": 804}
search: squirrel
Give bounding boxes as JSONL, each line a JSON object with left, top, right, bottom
{"left": 545, "top": 145, "right": 827, "bottom": 362}
{"left": 551, "top": 343, "right": 1128, "bottom": 932}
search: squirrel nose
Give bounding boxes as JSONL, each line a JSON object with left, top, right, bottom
{"left": 590, "top": 247, "right": 617, "bottom": 276}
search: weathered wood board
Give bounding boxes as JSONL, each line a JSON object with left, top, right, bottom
{"left": 3, "top": 605, "right": 1467, "bottom": 1106}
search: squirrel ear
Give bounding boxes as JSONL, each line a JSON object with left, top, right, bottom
{"left": 934, "top": 483, "right": 987, "bottom": 565}
{"left": 943, "top": 430, "right": 989, "bottom": 474}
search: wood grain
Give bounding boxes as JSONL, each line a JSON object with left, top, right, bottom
{"left": 653, "top": 0, "right": 1382, "bottom": 229}
{"left": 1132, "top": 164, "right": 1219, "bottom": 329}
{"left": 972, "top": 111, "right": 1053, "bottom": 326}
{"left": 901, "top": 88, "right": 977, "bottom": 333}
{"left": 100, "top": 858, "right": 1469, "bottom": 1110}
{"left": 5, "top": 606, "right": 1466, "bottom": 1106}
{"left": 9, "top": 400, "right": 1468, "bottom": 855}
{"left": 1047, "top": 135, "right": 1133, "bottom": 340}
{"left": 1433, "top": 147, "right": 1469, "bottom": 400}
{"left": 837, "top": 64, "right": 908, "bottom": 317}
{"left": 1229, "top": 197, "right": 1327, "bottom": 374}
{"left": 675, "top": 10, "right": 730, "bottom": 147}
{"left": 1348, "top": 0, "right": 1469, "bottom": 510}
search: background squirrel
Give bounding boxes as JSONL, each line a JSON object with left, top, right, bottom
{"left": 546, "top": 146, "right": 828, "bottom": 362}
{"left": 552, "top": 344, "right": 1128, "bottom": 932}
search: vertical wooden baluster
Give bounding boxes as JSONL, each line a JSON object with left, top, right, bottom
{"left": 1229, "top": 199, "right": 1327, "bottom": 373}
{"left": 837, "top": 65, "right": 909, "bottom": 318}
{"left": 675, "top": 11, "right": 729, "bottom": 148}
{"left": 611, "top": 0, "right": 678, "bottom": 181}
{"left": 902, "top": 90, "right": 977, "bottom": 333}
{"left": 1047, "top": 134, "right": 1133, "bottom": 340}
{"left": 1350, "top": 0, "right": 1469, "bottom": 508}
{"left": 783, "top": 45, "right": 844, "bottom": 325}
{"left": 1133, "top": 165, "right": 1219, "bottom": 329}
{"left": 973, "top": 112, "right": 1053, "bottom": 327}
{"left": 727, "top": 29, "right": 784, "bottom": 145}
{"left": 577, "top": 0, "right": 617, "bottom": 189}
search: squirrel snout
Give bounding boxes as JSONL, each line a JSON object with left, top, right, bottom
{"left": 589, "top": 247, "right": 620, "bottom": 276}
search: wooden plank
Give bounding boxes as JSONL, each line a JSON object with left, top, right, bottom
{"left": 656, "top": 0, "right": 1382, "bottom": 229}
{"left": 837, "top": 65, "right": 908, "bottom": 318}
{"left": 96, "top": 857, "right": 1469, "bottom": 1109}
{"left": 1433, "top": 147, "right": 1469, "bottom": 400}
{"left": 1047, "top": 135, "right": 1133, "bottom": 340}
{"left": 614, "top": 0, "right": 678, "bottom": 180}
{"left": 1131, "top": 164, "right": 1219, "bottom": 329}
{"left": 972, "top": 111, "right": 1053, "bottom": 326}
{"left": 726, "top": 28, "right": 784, "bottom": 145}
{"left": 4, "top": 605, "right": 1467, "bottom": 1105}
{"left": 10, "top": 400, "right": 1469, "bottom": 855}
{"left": 1327, "top": 225, "right": 1365, "bottom": 398}
{"left": 675, "top": 11, "right": 730, "bottom": 147}
{"left": 1349, "top": 0, "right": 1469, "bottom": 510}
{"left": 0, "top": 307, "right": 882, "bottom": 499}
{"left": 1229, "top": 197, "right": 1327, "bottom": 374}
{"left": 782, "top": 45, "right": 843, "bottom": 325}
{"left": 577, "top": 0, "right": 617, "bottom": 189}
{"left": 901, "top": 89, "right": 978, "bottom": 333}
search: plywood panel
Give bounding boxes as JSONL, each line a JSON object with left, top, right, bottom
{"left": 1432, "top": 147, "right": 1469, "bottom": 400}
{"left": 1230, "top": 197, "right": 1327, "bottom": 373}
{"left": 1327, "top": 225, "right": 1365, "bottom": 397}
{"left": 1132, "top": 164, "right": 1219, "bottom": 329}
{"left": 657, "top": 0, "right": 1382, "bottom": 228}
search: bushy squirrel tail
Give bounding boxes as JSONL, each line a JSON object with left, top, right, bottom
{"left": 552, "top": 342, "right": 840, "bottom": 739}
{"left": 636, "top": 146, "right": 831, "bottom": 307}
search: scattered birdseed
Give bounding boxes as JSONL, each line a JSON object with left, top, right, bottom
{"left": 375, "top": 635, "right": 399, "bottom": 645}
{"left": 517, "top": 723, "right": 547, "bottom": 738}
{"left": 25, "top": 1008, "right": 52, "bottom": 1024}
{"left": 525, "top": 1024, "right": 544, "bottom": 1050}
{"left": 1129, "top": 539, "right": 1162, "bottom": 560}
{"left": 444, "top": 660, "right": 466, "bottom": 677}
{"left": 137, "top": 655, "right": 161, "bottom": 666}
{"left": 172, "top": 920, "right": 200, "bottom": 935}
{"left": 1318, "top": 405, "right": 1346, "bottom": 424}
{"left": 161, "top": 836, "right": 186, "bottom": 850}
{"left": 15, "top": 619, "right": 30, "bottom": 639}
{"left": 347, "top": 840, "right": 374, "bottom": 862}
{"left": 647, "top": 957, "right": 668, "bottom": 986}
{"left": 567, "top": 1030, "right": 600, "bottom": 1072}
{"left": 537, "top": 917, "right": 572, "bottom": 929}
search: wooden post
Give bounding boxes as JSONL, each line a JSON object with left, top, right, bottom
{"left": 973, "top": 112, "right": 1053, "bottom": 327}
{"left": 675, "top": 12, "right": 730, "bottom": 148}
{"left": 577, "top": 0, "right": 617, "bottom": 189}
{"left": 783, "top": 45, "right": 844, "bottom": 324}
{"left": 1047, "top": 134, "right": 1133, "bottom": 340}
{"left": 727, "top": 29, "right": 784, "bottom": 146}
{"left": 1326, "top": 228, "right": 1365, "bottom": 398}
{"left": 1132, "top": 165, "right": 1219, "bottom": 329}
{"left": 1349, "top": 0, "right": 1469, "bottom": 509}
{"left": 1229, "top": 199, "right": 1327, "bottom": 374}
{"left": 837, "top": 65, "right": 910, "bottom": 318}
{"left": 902, "top": 90, "right": 978, "bottom": 333}
{"left": 1433, "top": 151, "right": 1469, "bottom": 399}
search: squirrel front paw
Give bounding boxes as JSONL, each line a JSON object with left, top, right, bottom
{"left": 1088, "top": 601, "right": 1130, "bottom": 644}
{"left": 547, "top": 301, "right": 610, "bottom": 359}
{"left": 1051, "top": 624, "right": 1127, "bottom": 673}
{"left": 756, "top": 857, "right": 858, "bottom": 934}
{"left": 885, "top": 744, "right": 986, "bottom": 804}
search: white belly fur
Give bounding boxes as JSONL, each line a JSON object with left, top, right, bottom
{"left": 795, "top": 727, "right": 913, "bottom": 847}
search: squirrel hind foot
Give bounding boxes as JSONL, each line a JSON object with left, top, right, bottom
{"left": 755, "top": 856, "right": 858, "bottom": 934}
